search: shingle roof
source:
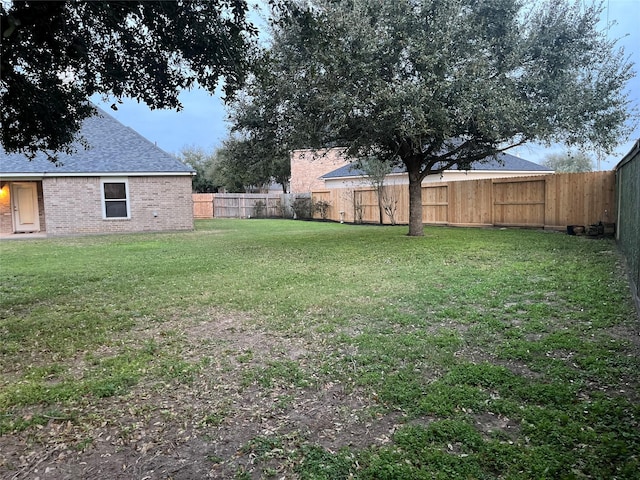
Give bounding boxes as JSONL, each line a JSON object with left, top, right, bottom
{"left": 321, "top": 152, "right": 552, "bottom": 179}
{"left": 0, "top": 107, "right": 193, "bottom": 175}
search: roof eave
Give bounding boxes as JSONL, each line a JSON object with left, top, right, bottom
{"left": 455, "top": 169, "right": 554, "bottom": 174}
{"left": 324, "top": 170, "right": 553, "bottom": 180}
{"left": 0, "top": 173, "right": 45, "bottom": 180}
{"left": 1, "top": 171, "right": 194, "bottom": 179}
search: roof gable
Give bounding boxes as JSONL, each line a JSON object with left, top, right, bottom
{"left": 1, "top": 107, "right": 193, "bottom": 175}
{"left": 321, "top": 152, "right": 552, "bottom": 179}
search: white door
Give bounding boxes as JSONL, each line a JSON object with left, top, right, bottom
{"left": 11, "top": 182, "right": 40, "bottom": 232}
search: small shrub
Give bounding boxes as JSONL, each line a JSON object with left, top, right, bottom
{"left": 253, "top": 200, "right": 267, "bottom": 218}
{"left": 292, "top": 196, "right": 313, "bottom": 219}
{"left": 382, "top": 186, "right": 399, "bottom": 225}
{"left": 314, "top": 200, "right": 331, "bottom": 220}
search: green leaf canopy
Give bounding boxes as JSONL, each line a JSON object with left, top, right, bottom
{"left": 249, "top": 0, "right": 635, "bottom": 235}
{"left": 1, "top": 0, "right": 255, "bottom": 160}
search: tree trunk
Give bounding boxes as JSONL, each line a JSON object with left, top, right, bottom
{"left": 377, "top": 186, "right": 384, "bottom": 225}
{"left": 407, "top": 167, "right": 424, "bottom": 236}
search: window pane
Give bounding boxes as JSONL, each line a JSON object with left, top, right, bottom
{"left": 105, "top": 200, "right": 127, "bottom": 218}
{"left": 104, "top": 183, "right": 126, "bottom": 199}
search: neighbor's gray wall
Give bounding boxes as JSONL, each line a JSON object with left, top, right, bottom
{"left": 616, "top": 140, "right": 640, "bottom": 312}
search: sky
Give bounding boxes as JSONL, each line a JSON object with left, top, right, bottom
{"left": 94, "top": 0, "right": 640, "bottom": 171}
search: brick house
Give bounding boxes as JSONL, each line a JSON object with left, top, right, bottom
{"left": 0, "top": 107, "right": 194, "bottom": 237}
{"left": 290, "top": 148, "right": 351, "bottom": 193}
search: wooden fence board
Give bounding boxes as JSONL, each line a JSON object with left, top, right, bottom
{"left": 423, "top": 185, "right": 448, "bottom": 224}
{"left": 544, "top": 172, "right": 616, "bottom": 229}
{"left": 449, "top": 179, "right": 493, "bottom": 225}
{"left": 493, "top": 179, "right": 545, "bottom": 227}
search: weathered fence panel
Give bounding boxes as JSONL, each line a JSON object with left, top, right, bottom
{"left": 193, "top": 193, "right": 285, "bottom": 219}
{"left": 214, "top": 195, "right": 240, "bottom": 218}
{"left": 213, "top": 193, "right": 283, "bottom": 218}
{"left": 280, "top": 193, "right": 295, "bottom": 218}
{"left": 311, "top": 171, "right": 616, "bottom": 230}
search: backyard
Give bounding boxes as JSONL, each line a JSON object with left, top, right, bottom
{"left": 0, "top": 219, "right": 638, "bottom": 479}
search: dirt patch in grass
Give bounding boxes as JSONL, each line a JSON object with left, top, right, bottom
{"left": 0, "top": 309, "right": 402, "bottom": 479}
{"left": 455, "top": 345, "right": 544, "bottom": 381}
{"left": 472, "top": 412, "right": 520, "bottom": 442}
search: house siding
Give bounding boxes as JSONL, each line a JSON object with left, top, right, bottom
{"left": 41, "top": 176, "right": 193, "bottom": 236}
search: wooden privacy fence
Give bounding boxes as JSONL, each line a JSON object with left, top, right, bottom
{"left": 192, "top": 193, "right": 285, "bottom": 219}
{"left": 311, "top": 171, "right": 616, "bottom": 230}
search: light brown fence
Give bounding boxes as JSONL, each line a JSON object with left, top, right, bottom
{"left": 311, "top": 171, "right": 616, "bottom": 230}
{"left": 193, "top": 193, "right": 214, "bottom": 219}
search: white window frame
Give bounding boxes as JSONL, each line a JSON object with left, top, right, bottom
{"left": 101, "top": 178, "right": 131, "bottom": 220}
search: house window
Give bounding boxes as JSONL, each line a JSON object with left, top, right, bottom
{"left": 101, "top": 178, "right": 130, "bottom": 219}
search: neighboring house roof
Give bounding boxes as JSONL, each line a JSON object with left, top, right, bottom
{"left": 321, "top": 152, "right": 552, "bottom": 179}
{"left": 0, "top": 106, "right": 193, "bottom": 177}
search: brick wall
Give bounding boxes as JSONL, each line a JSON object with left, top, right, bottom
{"left": 0, "top": 181, "right": 11, "bottom": 234}
{"left": 42, "top": 175, "right": 193, "bottom": 236}
{"left": 290, "top": 148, "right": 350, "bottom": 193}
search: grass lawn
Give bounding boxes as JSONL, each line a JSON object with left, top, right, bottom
{"left": 1, "top": 219, "right": 638, "bottom": 479}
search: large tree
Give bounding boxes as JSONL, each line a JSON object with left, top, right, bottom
{"left": 257, "top": 0, "right": 635, "bottom": 235}
{"left": 177, "top": 146, "right": 221, "bottom": 193}
{"left": 226, "top": 57, "right": 293, "bottom": 193}
{"left": 206, "top": 136, "right": 285, "bottom": 192}
{"left": 1, "top": 0, "right": 255, "bottom": 160}
{"left": 542, "top": 151, "right": 594, "bottom": 172}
